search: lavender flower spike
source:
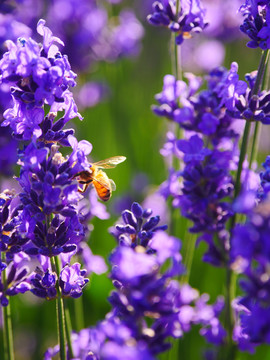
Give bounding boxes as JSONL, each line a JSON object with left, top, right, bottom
{"left": 240, "top": 0, "right": 270, "bottom": 49}
{"left": 0, "top": 19, "right": 80, "bottom": 140}
{"left": 147, "top": 0, "right": 208, "bottom": 45}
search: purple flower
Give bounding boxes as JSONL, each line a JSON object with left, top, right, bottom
{"left": 153, "top": 65, "right": 251, "bottom": 266}
{"left": 231, "top": 199, "right": 270, "bottom": 346}
{"left": 59, "top": 263, "right": 89, "bottom": 298}
{"left": 107, "top": 10, "right": 144, "bottom": 61}
{"left": 45, "top": 202, "right": 226, "bottom": 357}
{"left": 239, "top": 0, "right": 270, "bottom": 49}
{"left": 197, "top": 295, "right": 226, "bottom": 345}
{"left": 30, "top": 268, "right": 57, "bottom": 299}
{"left": 75, "top": 82, "right": 109, "bottom": 111}
{"left": 232, "top": 299, "right": 256, "bottom": 353}
{"left": 258, "top": 155, "right": 270, "bottom": 200}
{"left": 177, "top": 134, "right": 212, "bottom": 163}
{"left": 0, "top": 14, "right": 32, "bottom": 58}
{"left": 0, "top": 19, "right": 80, "bottom": 140}
{"left": 110, "top": 202, "right": 168, "bottom": 248}
{"left": 79, "top": 242, "right": 108, "bottom": 276}
{"left": 152, "top": 73, "right": 201, "bottom": 121}
{"left": 147, "top": 0, "right": 208, "bottom": 45}
{"left": 0, "top": 248, "right": 32, "bottom": 306}
{"left": 0, "top": 189, "right": 28, "bottom": 261}
{"left": 153, "top": 64, "right": 247, "bottom": 136}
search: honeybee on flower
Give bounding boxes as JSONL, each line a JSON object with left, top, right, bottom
{"left": 74, "top": 156, "right": 126, "bottom": 201}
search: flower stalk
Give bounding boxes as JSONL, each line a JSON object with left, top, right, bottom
{"left": 53, "top": 256, "right": 67, "bottom": 360}
{"left": 1, "top": 253, "right": 14, "bottom": 360}
{"left": 224, "top": 49, "right": 270, "bottom": 360}
{"left": 64, "top": 300, "right": 75, "bottom": 359}
{"left": 231, "top": 50, "right": 269, "bottom": 218}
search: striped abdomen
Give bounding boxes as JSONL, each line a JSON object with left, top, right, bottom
{"left": 93, "top": 171, "right": 111, "bottom": 201}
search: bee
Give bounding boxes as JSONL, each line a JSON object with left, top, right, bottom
{"left": 74, "top": 156, "right": 126, "bottom": 201}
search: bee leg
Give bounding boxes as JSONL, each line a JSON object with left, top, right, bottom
{"left": 78, "top": 184, "right": 89, "bottom": 193}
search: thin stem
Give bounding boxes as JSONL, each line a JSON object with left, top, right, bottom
{"left": 219, "top": 268, "right": 237, "bottom": 360}
{"left": 171, "top": 0, "right": 182, "bottom": 82}
{"left": 233, "top": 121, "right": 252, "bottom": 201}
{"left": 56, "top": 296, "right": 67, "bottom": 360}
{"left": 64, "top": 300, "right": 74, "bottom": 359}
{"left": 181, "top": 232, "right": 196, "bottom": 284}
{"left": 224, "top": 49, "right": 270, "bottom": 360}
{"left": 231, "top": 50, "right": 269, "bottom": 223}
{"left": 1, "top": 253, "right": 14, "bottom": 360}
{"left": 224, "top": 268, "right": 233, "bottom": 347}
{"left": 2, "top": 304, "right": 14, "bottom": 360}
{"left": 74, "top": 295, "right": 84, "bottom": 331}
{"left": 249, "top": 121, "right": 261, "bottom": 168}
{"left": 173, "top": 40, "right": 182, "bottom": 81}
{"left": 53, "top": 256, "right": 67, "bottom": 360}
{"left": 251, "top": 50, "right": 269, "bottom": 95}
{"left": 168, "top": 0, "right": 183, "bottom": 237}
{"left": 249, "top": 50, "right": 270, "bottom": 168}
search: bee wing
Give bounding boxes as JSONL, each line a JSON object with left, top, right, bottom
{"left": 110, "top": 179, "right": 116, "bottom": 191}
{"left": 92, "top": 174, "right": 111, "bottom": 190}
{"left": 92, "top": 156, "right": 126, "bottom": 169}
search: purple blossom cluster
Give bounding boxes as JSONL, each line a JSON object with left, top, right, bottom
{"left": 45, "top": 202, "right": 226, "bottom": 359}
{"left": 147, "top": 0, "right": 208, "bottom": 45}
{"left": 0, "top": 19, "right": 80, "bottom": 140}
{"left": 239, "top": 0, "right": 270, "bottom": 49}
{"left": 2, "top": 0, "right": 144, "bottom": 72}
{"left": 227, "top": 70, "right": 270, "bottom": 125}
{"left": 179, "top": 0, "right": 244, "bottom": 72}
{"left": 231, "top": 199, "right": 270, "bottom": 349}
{"left": 2, "top": 0, "right": 270, "bottom": 358}
{"left": 155, "top": 64, "right": 248, "bottom": 265}
{"left": 0, "top": 190, "right": 31, "bottom": 306}
{"left": 257, "top": 155, "right": 270, "bottom": 200}
{"left": 0, "top": 0, "right": 144, "bottom": 177}
{"left": 149, "top": 0, "right": 270, "bottom": 355}
{"left": 0, "top": 13, "right": 32, "bottom": 176}
{"left": 44, "top": 1, "right": 144, "bottom": 70}
{"left": 0, "top": 20, "right": 107, "bottom": 307}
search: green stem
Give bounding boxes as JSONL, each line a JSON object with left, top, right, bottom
{"left": 74, "top": 295, "right": 84, "bottom": 331}
{"left": 231, "top": 50, "right": 269, "bottom": 226}
{"left": 233, "top": 121, "right": 252, "bottom": 201}
{"left": 249, "top": 50, "right": 270, "bottom": 168}
{"left": 181, "top": 232, "right": 196, "bottom": 284}
{"left": 168, "top": 0, "right": 183, "bottom": 237}
{"left": 53, "top": 256, "right": 67, "bottom": 360}
{"left": 57, "top": 296, "right": 67, "bottom": 360}
{"left": 224, "top": 49, "right": 270, "bottom": 360}
{"left": 64, "top": 300, "right": 74, "bottom": 359}
{"left": 219, "top": 269, "right": 237, "bottom": 360}
{"left": 224, "top": 268, "right": 233, "bottom": 347}
{"left": 1, "top": 253, "right": 14, "bottom": 360}
{"left": 251, "top": 50, "right": 269, "bottom": 95}
{"left": 170, "top": 0, "right": 182, "bottom": 82}
{"left": 249, "top": 121, "right": 261, "bottom": 168}
{"left": 2, "top": 304, "right": 14, "bottom": 360}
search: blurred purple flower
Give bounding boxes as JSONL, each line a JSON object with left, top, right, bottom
{"left": 108, "top": 10, "right": 144, "bottom": 60}
{"left": 240, "top": 0, "right": 270, "bottom": 49}
{"left": 75, "top": 82, "right": 109, "bottom": 111}
{"left": 147, "top": 0, "right": 208, "bottom": 45}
